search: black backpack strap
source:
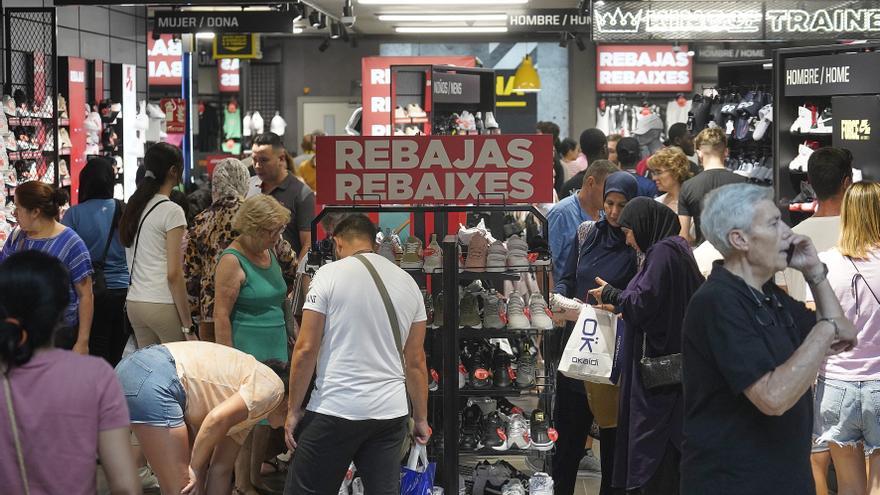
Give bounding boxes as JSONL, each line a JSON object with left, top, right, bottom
{"left": 99, "top": 200, "right": 123, "bottom": 264}
{"left": 129, "top": 199, "right": 170, "bottom": 286}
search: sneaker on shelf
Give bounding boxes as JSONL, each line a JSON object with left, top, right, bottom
{"left": 506, "top": 235, "right": 531, "bottom": 272}
{"left": 457, "top": 219, "right": 489, "bottom": 245}
{"left": 577, "top": 449, "right": 601, "bottom": 478}
{"left": 529, "top": 409, "right": 555, "bottom": 451}
{"left": 2, "top": 96, "right": 16, "bottom": 117}
{"left": 405, "top": 103, "right": 427, "bottom": 119}
{"left": 423, "top": 233, "right": 442, "bottom": 273}
{"left": 428, "top": 367, "right": 440, "bottom": 392}
{"left": 486, "top": 239, "right": 508, "bottom": 273}
{"left": 495, "top": 413, "right": 531, "bottom": 451}
{"left": 423, "top": 290, "right": 434, "bottom": 328}
{"left": 481, "top": 289, "right": 506, "bottom": 329}
{"left": 59, "top": 128, "right": 73, "bottom": 149}
{"left": 460, "top": 291, "right": 482, "bottom": 329}
{"left": 480, "top": 411, "right": 508, "bottom": 450}
{"left": 492, "top": 346, "right": 514, "bottom": 389}
{"left": 506, "top": 292, "right": 531, "bottom": 330}
{"left": 516, "top": 341, "right": 536, "bottom": 389}
{"left": 502, "top": 478, "right": 527, "bottom": 495}
{"left": 809, "top": 107, "right": 833, "bottom": 134}
{"left": 400, "top": 236, "right": 424, "bottom": 269}
{"left": 464, "top": 231, "right": 489, "bottom": 272}
{"left": 789, "top": 104, "right": 816, "bottom": 134}
{"left": 57, "top": 95, "right": 68, "bottom": 119}
{"left": 528, "top": 472, "right": 554, "bottom": 495}
{"left": 788, "top": 142, "right": 816, "bottom": 172}
{"left": 458, "top": 360, "right": 468, "bottom": 389}
{"left": 377, "top": 236, "right": 397, "bottom": 263}
{"left": 394, "top": 106, "right": 407, "bottom": 121}
{"left": 752, "top": 104, "right": 773, "bottom": 141}
{"left": 463, "top": 342, "right": 492, "bottom": 389}
{"left": 4, "top": 133, "right": 17, "bottom": 152}
{"left": 459, "top": 403, "right": 483, "bottom": 451}
{"left": 41, "top": 131, "right": 54, "bottom": 152}
{"left": 485, "top": 111, "right": 500, "bottom": 131}
{"left": 528, "top": 294, "right": 554, "bottom": 331}
{"left": 431, "top": 292, "right": 444, "bottom": 329}
{"left": 37, "top": 97, "right": 53, "bottom": 119}
{"left": 496, "top": 397, "right": 525, "bottom": 417}
{"left": 404, "top": 125, "right": 421, "bottom": 136}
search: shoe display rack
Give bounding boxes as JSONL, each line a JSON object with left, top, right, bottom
{"left": 311, "top": 205, "right": 558, "bottom": 495}
{"left": 390, "top": 65, "right": 499, "bottom": 136}
{"left": 773, "top": 42, "right": 880, "bottom": 225}
{"left": 3, "top": 7, "right": 59, "bottom": 199}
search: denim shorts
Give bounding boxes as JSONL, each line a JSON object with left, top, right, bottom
{"left": 115, "top": 345, "right": 187, "bottom": 428}
{"left": 814, "top": 377, "right": 880, "bottom": 455}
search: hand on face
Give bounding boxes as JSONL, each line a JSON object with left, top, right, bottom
{"left": 786, "top": 234, "right": 822, "bottom": 275}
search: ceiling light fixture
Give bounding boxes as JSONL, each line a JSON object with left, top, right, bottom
{"left": 342, "top": 0, "right": 356, "bottom": 27}
{"left": 318, "top": 38, "right": 331, "bottom": 52}
{"left": 395, "top": 26, "right": 508, "bottom": 33}
{"left": 195, "top": 32, "right": 215, "bottom": 39}
{"left": 293, "top": 26, "right": 304, "bottom": 34}
{"left": 378, "top": 13, "right": 507, "bottom": 22}
{"left": 330, "top": 21, "right": 343, "bottom": 39}
{"left": 361, "top": 0, "right": 526, "bottom": 5}
{"left": 181, "top": 6, "right": 273, "bottom": 11}
{"left": 309, "top": 9, "right": 321, "bottom": 27}
{"left": 513, "top": 54, "right": 541, "bottom": 92}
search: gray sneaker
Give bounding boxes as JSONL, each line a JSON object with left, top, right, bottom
{"left": 482, "top": 290, "right": 505, "bottom": 329}
{"left": 516, "top": 341, "right": 536, "bottom": 389}
{"left": 432, "top": 292, "right": 444, "bottom": 329}
{"left": 507, "top": 291, "right": 531, "bottom": 330}
{"left": 577, "top": 449, "right": 601, "bottom": 478}
{"left": 460, "top": 291, "right": 482, "bottom": 328}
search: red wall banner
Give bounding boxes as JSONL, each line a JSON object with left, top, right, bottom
{"left": 160, "top": 98, "right": 187, "bottom": 133}
{"left": 148, "top": 32, "right": 183, "bottom": 86}
{"left": 361, "top": 56, "right": 476, "bottom": 137}
{"left": 66, "top": 57, "right": 86, "bottom": 205}
{"left": 315, "top": 135, "right": 554, "bottom": 205}
{"left": 596, "top": 44, "right": 693, "bottom": 92}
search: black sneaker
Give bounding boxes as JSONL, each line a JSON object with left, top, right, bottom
{"left": 463, "top": 342, "right": 493, "bottom": 389}
{"left": 493, "top": 346, "right": 514, "bottom": 389}
{"left": 480, "top": 411, "right": 507, "bottom": 449}
{"left": 460, "top": 403, "right": 483, "bottom": 451}
{"left": 529, "top": 409, "right": 555, "bottom": 452}
{"left": 496, "top": 397, "right": 525, "bottom": 417}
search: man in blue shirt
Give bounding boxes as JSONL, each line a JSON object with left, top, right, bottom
{"left": 617, "top": 136, "right": 659, "bottom": 199}
{"left": 547, "top": 160, "right": 619, "bottom": 283}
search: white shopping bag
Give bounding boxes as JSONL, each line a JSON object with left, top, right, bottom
{"left": 558, "top": 305, "right": 620, "bottom": 384}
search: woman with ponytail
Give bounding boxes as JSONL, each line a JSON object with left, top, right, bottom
{"left": 0, "top": 251, "right": 139, "bottom": 494}
{"left": 0, "top": 181, "right": 94, "bottom": 354}
{"left": 119, "top": 142, "right": 195, "bottom": 346}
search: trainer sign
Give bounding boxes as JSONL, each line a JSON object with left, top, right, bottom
{"left": 315, "top": 135, "right": 553, "bottom": 205}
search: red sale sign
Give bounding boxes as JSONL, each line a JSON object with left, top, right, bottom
{"left": 218, "top": 58, "right": 240, "bottom": 92}
{"left": 596, "top": 44, "right": 693, "bottom": 92}
{"left": 148, "top": 32, "right": 182, "bottom": 86}
{"left": 361, "top": 56, "right": 476, "bottom": 136}
{"left": 160, "top": 98, "right": 187, "bottom": 134}
{"left": 315, "top": 135, "right": 554, "bottom": 205}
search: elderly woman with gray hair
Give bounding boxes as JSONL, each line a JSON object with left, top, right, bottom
{"left": 184, "top": 158, "right": 298, "bottom": 342}
{"left": 680, "top": 183, "right": 857, "bottom": 495}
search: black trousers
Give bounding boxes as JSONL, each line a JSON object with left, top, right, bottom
{"left": 553, "top": 375, "right": 594, "bottom": 495}
{"left": 90, "top": 288, "right": 129, "bottom": 367}
{"left": 628, "top": 442, "right": 680, "bottom": 495}
{"left": 285, "top": 411, "right": 409, "bottom": 495}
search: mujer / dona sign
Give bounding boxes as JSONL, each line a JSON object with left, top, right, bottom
{"left": 315, "top": 135, "right": 554, "bottom": 205}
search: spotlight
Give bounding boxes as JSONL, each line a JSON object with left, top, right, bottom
{"left": 558, "top": 32, "right": 570, "bottom": 48}
{"left": 341, "top": 25, "right": 350, "bottom": 42}
{"left": 342, "top": 0, "right": 356, "bottom": 28}
{"left": 290, "top": 2, "right": 304, "bottom": 22}
{"left": 575, "top": 35, "right": 586, "bottom": 51}
{"left": 330, "top": 21, "right": 342, "bottom": 39}
{"left": 309, "top": 9, "right": 321, "bottom": 27}
{"left": 317, "top": 13, "right": 327, "bottom": 29}
{"left": 318, "top": 37, "right": 330, "bottom": 52}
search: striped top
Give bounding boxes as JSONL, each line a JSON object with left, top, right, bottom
{"left": 0, "top": 226, "right": 94, "bottom": 325}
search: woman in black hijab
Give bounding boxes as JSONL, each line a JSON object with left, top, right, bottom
{"left": 589, "top": 197, "right": 704, "bottom": 494}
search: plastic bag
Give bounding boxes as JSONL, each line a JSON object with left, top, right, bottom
{"left": 400, "top": 443, "right": 435, "bottom": 495}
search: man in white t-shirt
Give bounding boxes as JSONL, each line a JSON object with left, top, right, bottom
{"left": 782, "top": 147, "right": 852, "bottom": 301}
{"left": 284, "top": 214, "right": 429, "bottom": 495}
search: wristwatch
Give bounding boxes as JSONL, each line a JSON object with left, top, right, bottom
{"left": 181, "top": 324, "right": 196, "bottom": 335}
{"left": 805, "top": 262, "right": 828, "bottom": 286}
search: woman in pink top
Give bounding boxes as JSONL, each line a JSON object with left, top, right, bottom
{"left": 811, "top": 182, "right": 880, "bottom": 494}
{"left": 0, "top": 251, "right": 138, "bottom": 495}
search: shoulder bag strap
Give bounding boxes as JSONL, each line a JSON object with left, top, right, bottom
{"left": 3, "top": 374, "right": 29, "bottom": 495}
{"left": 847, "top": 256, "right": 880, "bottom": 315}
{"left": 129, "top": 199, "right": 170, "bottom": 286}
{"left": 100, "top": 200, "right": 123, "bottom": 264}
{"left": 353, "top": 254, "right": 404, "bottom": 362}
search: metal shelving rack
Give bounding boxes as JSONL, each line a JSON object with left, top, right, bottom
{"left": 311, "top": 204, "right": 558, "bottom": 494}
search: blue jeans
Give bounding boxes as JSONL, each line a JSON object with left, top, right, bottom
{"left": 815, "top": 377, "right": 880, "bottom": 454}
{"left": 115, "top": 345, "right": 187, "bottom": 428}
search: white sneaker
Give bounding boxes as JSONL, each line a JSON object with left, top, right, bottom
{"left": 404, "top": 125, "right": 421, "bottom": 136}
{"left": 423, "top": 234, "right": 442, "bottom": 273}
{"left": 528, "top": 472, "right": 554, "bottom": 495}
{"left": 457, "top": 219, "right": 488, "bottom": 245}
{"left": 485, "top": 111, "right": 499, "bottom": 130}
{"left": 394, "top": 106, "right": 407, "bottom": 121}
{"left": 506, "top": 235, "right": 530, "bottom": 272}
{"left": 506, "top": 292, "right": 531, "bottom": 330}
{"left": 752, "top": 104, "right": 772, "bottom": 141}
{"left": 400, "top": 236, "right": 424, "bottom": 269}
{"left": 810, "top": 108, "right": 833, "bottom": 134}
{"left": 502, "top": 479, "right": 527, "bottom": 495}
{"left": 528, "top": 294, "right": 554, "bottom": 331}
{"left": 789, "top": 105, "right": 814, "bottom": 134}
{"left": 405, "top": 103, "right": 427, "bottom": 119}
{"left": 788, "top": 143, "right": 814, "bottom": 172}
{"left": 486, "top": 240, "right": 508, "bottom": 273}
{"left": 494, "top": 413, "right": 531, "bottom": 451}
{"left": 377, "top": 236, "right": 397, "bottom": 263}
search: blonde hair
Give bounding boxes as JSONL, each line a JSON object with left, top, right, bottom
{"left": 839, "top": 181, "right": 880, "bottom": 259}
{"left": 648, "top": 147, "right": 692, "bottom": 184}
{"left": 233, "top": 195, "right": 291, "bottom": 237}
{"left": 694, "top": 127, "right": 727, "bottom": 157}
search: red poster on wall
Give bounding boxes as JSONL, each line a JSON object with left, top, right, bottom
{"left": 148, "top": 32, "right": 183, "bottom": 86}
{"left": 596, "top": 44, "right": 693, "bottom": 92}
{"left": 361, "top": 56, "right": 475, "bottom": 136}
{"left": 218, "top": 58, "right": 240, "bottom": 92}
{"left": 160, "top": 98, "right": 187, "bottom": 133}
{"left": 315, "top": 135, "right": 554, "bottom": 205}
{"left": 67, "top": 57, "right": 87, "bottom": 205}
{"left": 94, "top": 59, "right": 104, "bottom": 104}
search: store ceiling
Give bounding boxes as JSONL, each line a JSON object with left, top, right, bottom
{"left": 304, "top": 0, "right": 580, "bottom": 36}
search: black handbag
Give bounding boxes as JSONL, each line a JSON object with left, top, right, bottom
{"left": 639, "top": 332, "right": 682, "bottom": 389}
{"left": 92, "top": 200, "right": 123, "bottom": 297}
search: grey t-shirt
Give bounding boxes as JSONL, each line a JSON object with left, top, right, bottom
{"left": 679, "top": 169, "right": 747, "bottom": 244}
